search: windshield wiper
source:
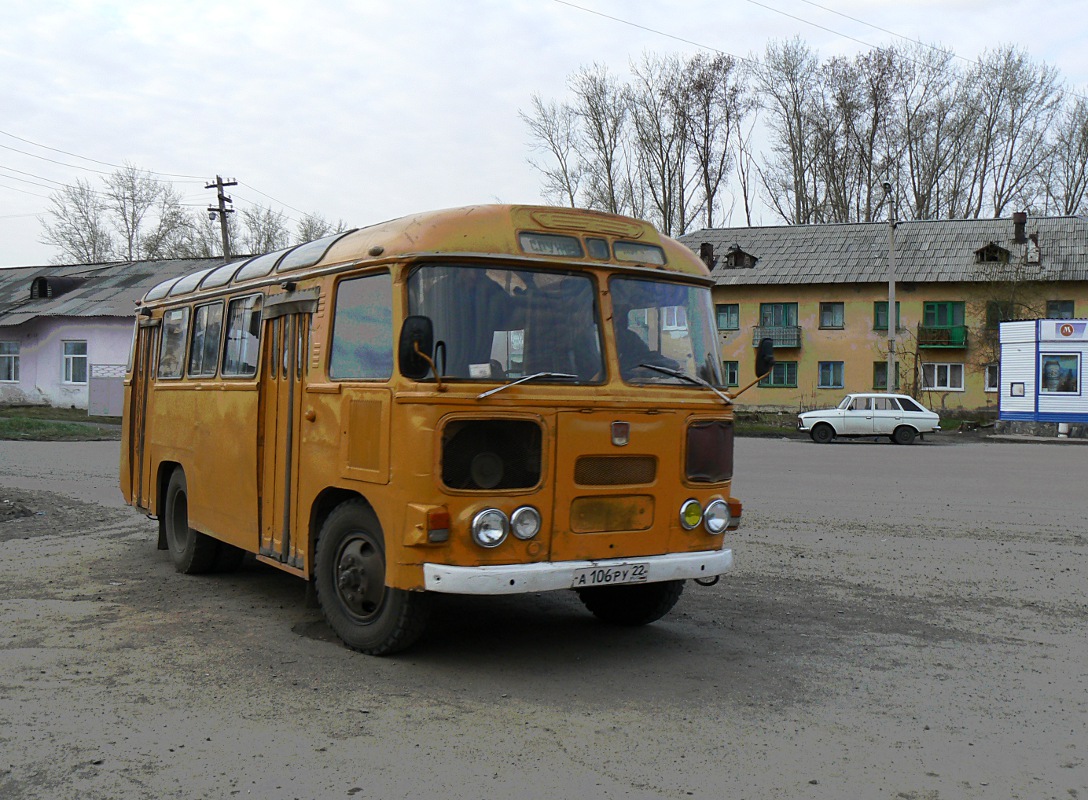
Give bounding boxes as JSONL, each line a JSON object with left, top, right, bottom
{"left": 637, "top": 363, "right": 733, "bottom": 405}
{"left": 477, "top": 372, "right": 578, "bottom": 399}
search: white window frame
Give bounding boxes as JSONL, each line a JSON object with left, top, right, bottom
{"left": 985, "top": 363, "right": 999, "bottom": 392}
{"left": 921, "top": 362, "right": 964, "bottom": 391}
{"left": 723, "top": 360, "right": 739, "bottom": 387}
{"left": 63, "top": 340, "right": 88, "bottom": 385}
{"left": 0, "top": 341, "right": 18, "bottom": 383}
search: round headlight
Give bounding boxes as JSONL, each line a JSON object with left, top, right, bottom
{"left": 679, "top": 499, "right": 703, "bottom": 530}
{"left": 703, "top": 499, "right": 730, "bottom": 534}
{"left": 510, "top": 506, "right": 542, "bottom": 540}
{"left": 471, "top": 508, "right": 508, "bottom": 548}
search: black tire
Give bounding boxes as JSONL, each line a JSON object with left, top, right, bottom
{"left": 314, "top": 500, "right": 433, "bottom": 655}
{"left": 163, "top": 469, "right": 218, "bottom": 574}
{"left": 810, "top": 423, "right": 835, "bottom": 444}
{"left": 892, "top": 425, "right": 916, "bottom": 445}
{"left": 576, "top": 579, "right": 684, "bottom": 626}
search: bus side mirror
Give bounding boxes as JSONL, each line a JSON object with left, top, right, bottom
{"left": 755, "top": 337, "right": 775, "bottom": 378}
{"left": 399, "top": 315, "right": 434, "bottom": 380}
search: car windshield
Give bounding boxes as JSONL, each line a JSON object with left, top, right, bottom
{"left": 609, "top": 276, "right": 723, "bottom": 385}
{"left": 407, "top": 264, "right": 603, "bottom": 382}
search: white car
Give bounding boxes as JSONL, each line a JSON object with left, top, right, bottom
{"left": 797, "top": 393, "right": 941, "bottom": 445}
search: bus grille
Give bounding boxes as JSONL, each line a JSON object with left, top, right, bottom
{"left": 441, "top": 419, "right": 542, "bottom": 491}
{"left": 574, "top": 456, "right": 656, "bottom": 486}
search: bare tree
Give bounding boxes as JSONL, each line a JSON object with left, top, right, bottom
{"left": 520, "top": 93, "right": 582, "bottom": 207}
{"left": 570, "top": 63, "right": 631, "bottom": 214}
{"left": 103, "top": 163, "right": 187, "bottom": 261}
{"left": 40, "top": 179, "right": 114, "bottom": 264}
{"left": 1043, "top": 95, "right": 1088, "bottom": 215}
{"left": 295, "top": 212, "right": 346, "bottom": 244}
{"left": 239, "top": 204, "right": 290, "bottom": 254}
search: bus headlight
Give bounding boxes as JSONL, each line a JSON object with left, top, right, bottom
{"left": 703, "top": 499, "right": 730, "bottom": 534}
{"left": 679, "top": 499, "right": 703, "bottom": 530}
{"left": 510, "top": 506, "right": 542, "bottom": 540}
{"left": 471, "top": 508, "right": 508, "bottom": 548}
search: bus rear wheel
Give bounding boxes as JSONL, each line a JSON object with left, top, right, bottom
{"left": 576, "top": 579, "right": 684, "bottom": 626}
{"left": 163, "top": 469, "right": 218, "bottom": 574}
{"left": 314, "top": 500, "right": 433, "bottom": 655}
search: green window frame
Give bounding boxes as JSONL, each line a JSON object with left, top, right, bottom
{"left": 759, "top": 361, "right": 797, "bottom": 388}
{"left": 873, "top": 361, "right": 900, "bottom": 390}
{"left": 923, "top": 301, "right": 965, "bottom": 327}
{"left": 760, "top": 302, "right": 797, "bottom": 327}
{"left": 819, "top": 302, "right": 844, "bottom": 329}
{"left": 716, "top": 303, "right": 739, "bottom": 331}
{"left": 723, "top": 360, "right": 739, "bottom": 387}
{"left": 873, "top": 301, "right": 900, "bottom": 331}
{"left": 1047, "top": 300, "right": 1075, "bottom": 319}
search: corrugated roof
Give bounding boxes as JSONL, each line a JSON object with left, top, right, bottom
{"left": 0, "top": 258, "right": 229, "bottom": 327}
{"left": 679, "top": 216, "right": 1088, "bottom": 286}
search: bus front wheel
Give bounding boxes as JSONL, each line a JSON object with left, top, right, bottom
{"left": 576, "top": 579, "right": 684, "bottom": 626}
{"left": 163, "top": 469, "right": 218, "bottom": 574}
{"left": 314, "top": 500, "right": 433, "bottom": 655}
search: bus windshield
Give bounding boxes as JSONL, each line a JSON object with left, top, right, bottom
{"left": 407, "top": 264, "right": 603, "bottom": 382}
{"left": 610, "top": 276, "right": 723, "bottom": 386}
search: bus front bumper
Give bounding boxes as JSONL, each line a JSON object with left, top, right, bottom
{"left": 422, "top": 548, "right": 733, "bottom": 595}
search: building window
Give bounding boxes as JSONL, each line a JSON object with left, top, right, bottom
{"left": 0, "top": 341, "right": 18, "bottom": 382}
{"left": 923, "top": 301, "right": 965, "bottom": 327}
{"left": 921, "top": 362, "right": 964, "bottom": 391}
{"left": 985, "top": 363, "right": 999, "bottom": 392}
{"left": 1047, "top": 300, "right": 1075, "bottom": 319}
{"left": 723, "top": 360, "right": 739, "bottom": 387}
{"left": 63, "top": 340, "right": 88, "bottom": 384}
{"left": 975, "top": 242, "right": 1010, "bottom": 263}
{"left": 819, "top": 302, "right": 844, "bottom": 329}
{"left": 818, "top": 361, "right": 844, "bottom": 388}
{"left": 873, "top": 301, "right": 900, "bottom": 331}
{"left": 662, "top": 305, "right": 688, "bottom": 331}
{"left": 873, "top": 361, "right": 900, "bottom": 390}
{"left": 1040, "top": 353, "right": 1079, "bottom": 394}
{"left": 986, "top": 300, "right": 1018, "bottom": 329}
{"left": 716, "top": 304, "right": 739, "bottom": 331}
{"left": 759, "top": 302, "right": 797, "bottom": 327}
{"left": 759, "top": 361, "right": 797, "bottom": 388}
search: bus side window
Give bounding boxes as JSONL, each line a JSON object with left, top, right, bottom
{"left": 188, "top": 301, "right": 224, "bottom": 377}
{"left": 157, "top": 307, "right": 190, "bottom": 379}
{"left": 223, "top": 294, "right": 263, "bottom": 378}
{"left": 329, "top": 273, "right": 394, "bottom": 380}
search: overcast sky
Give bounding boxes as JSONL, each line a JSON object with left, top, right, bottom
{"left": 2, "top": 0, "right": 1086, "bottom": 267}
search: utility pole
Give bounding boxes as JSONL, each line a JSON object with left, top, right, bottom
{"left": 882, "top": 182, "right": 897, "bottom": 393}
{"left": 206, "top": 175, "right": 238, "bottom": 259}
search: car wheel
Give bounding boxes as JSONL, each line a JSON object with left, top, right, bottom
{"left": 810, "top": 423, "right": 835, "bottom": 444}
{"left": 314, "top": 500, "right": 433, "bottom": 655}
{"left": 892, "top": 425, "right": 916, "bottom": 445}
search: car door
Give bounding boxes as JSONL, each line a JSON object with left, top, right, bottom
{"left": 871, "top": 396, "right": 903, "bottom": 435}
{"left": 841, "top": 396, "right": 874, "bottom": 435}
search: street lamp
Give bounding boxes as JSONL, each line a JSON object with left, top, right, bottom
{"left": 882, "top": 182, "right": 897, "bottom": 393}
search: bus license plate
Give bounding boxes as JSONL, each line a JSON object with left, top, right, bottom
{"left": 571, "top": 563, "right": 649, "bottom": 588}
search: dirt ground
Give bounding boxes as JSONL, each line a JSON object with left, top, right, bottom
{"left": 0, "top": 436, "right": 1085, "bottom": 800}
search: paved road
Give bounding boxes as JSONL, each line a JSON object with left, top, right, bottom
{"left": 0, "top": 436, "right": 1085, "bottom": 799}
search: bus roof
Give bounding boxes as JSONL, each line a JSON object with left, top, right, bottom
{"left": 141, "top": 204, "right": 710, "bottom": 304}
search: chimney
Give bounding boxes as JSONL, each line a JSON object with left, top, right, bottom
{"left": 1012, "top": 212, "right": 1027, "bottom": 244}
{"left": 699, "top": 242, "right": 716, "bottom": 268}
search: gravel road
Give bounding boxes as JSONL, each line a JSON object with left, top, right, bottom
{"left": 0, "top": 436, "right": 1085, "bottom": 800}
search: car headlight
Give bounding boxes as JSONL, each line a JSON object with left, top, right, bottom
{"left": 510, "top": 506, "right": 542, "bottom": 540}
{"left": 703, "top": 499, "right": 730, "bottom": 534}
{"left": 471, "top": 508, "right": 508, "bottom": 548}
{"left": 679, "top": 499, "right": 703, "bottom": 530}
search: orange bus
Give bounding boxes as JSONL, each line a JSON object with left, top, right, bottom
{"left": 121, "top": 205, "right": 771, "bottom": 654}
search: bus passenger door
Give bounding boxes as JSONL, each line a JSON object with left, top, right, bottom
{"left": 127, "top": 319, "right": 158, "bottom": 508}
{"left": 258, "top": 309, "right": 310, "bottom": 569}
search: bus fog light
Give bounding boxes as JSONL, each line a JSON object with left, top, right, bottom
{"left": 510, "top": 506, "right": 541, "bottom": 540}
{"left": 680, "top": 499, "right": 703, "bottom": 530}
{"left": 703, "top": 500, "right": 729, "bottom": 534}
{"left": 471, "top": 508, "right": 508, "bottom": 548}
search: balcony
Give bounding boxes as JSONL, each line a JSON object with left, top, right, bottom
{"left": 917, "top": 324, "right": 968, "bottom": 348}
{"left": 752, "top": 325, "right": 803, "bottom": 348}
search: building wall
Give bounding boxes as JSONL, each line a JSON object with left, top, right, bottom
{"left": 714, "top": 280, "right": 1088, "bottom": 414}
{"left": 0, "top": 316, "right": 131, "bottom": 409}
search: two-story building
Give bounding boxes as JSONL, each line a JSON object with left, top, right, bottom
{"left": 682, "top": 215, "right": 1088, "bottom": 414}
